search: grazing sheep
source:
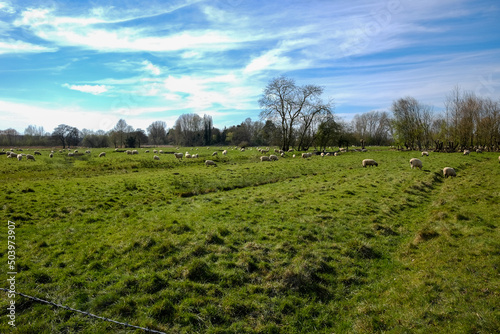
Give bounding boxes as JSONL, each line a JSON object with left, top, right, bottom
{"left": 463, "top": 149, "right": 470, "bottom": 155}
{"left": 205, "top": 159, "right": 217, "bottom": 167}
{"left": 85, "top": 150, "right": 91, "bottom": 154}
{"left": 476, "top": 149, "right": 482, "bottom": 153}
{"left": 222, "top": 150, "right": 227, "bottom": 156}
{"left": 132, "top": 150, "right": 139, "bottom": 155}
{"left": 185, "top": 153, "right": 192, "bottom": 158}
{"left": 17, "top": 154, "right": 22, "bottom": 161}
{"left": 68, "top": 153, "right": 74, "bottom": 157}
{"left": 288, "top": 149, "right": 293, "bottom": 152}
{"left": 361, "top": 149, "right": 367, "bottom": 152}
{"left": 443, "top": 167, "right": 456, "bottom": 178}
{"left": 126, "top": 150, "right": 132, "bottom": 155}
{"left": 145, "top": 150, "right": 150, "bottom": 153}
{"left": 34, "top": 151, "right": 41, "bottom": 155}
{"left": 174, "top": 152, "right": 183, "bottom": 160}
{"left": 421, "top": 151, "right": 429, "bottom": 156}
{"left": 269, "top": 154, "right": 279, "bottom": 161}
{"left": 240, "top": 148, "right": 245, "bottom": 152}
{"left": 362, "top": 159, "right": 378, "bottom": 167}
{"left": 26, "top": 154, "right": 35, "bottom": 161}
{"left": 281, "top": 152, "right": 285, "bottom": 157}
{"left": 410, "top": 158, "right": 423, "bottom": 170}
{"left": 212, "top": 151, "right": 218, "bottom": 156}
{"left": 301, "top": 152, "right": 312, "bottom": 158}
{"left": 192, "top": 154, "right": 199, "bottom": 158}
{"left": 153, "top": 155, "right": 160, "bottom": 160}
{"left": 98, "top": 152, "right": 106, "bottom": 157}
{"left": 260, "top": 156, "right": 271, "bottom": 162}
{"left": 74, "top": 150, "right": 78, "bottom": 153}
{"left": 153, "top": 149, "right": 158, "bottom": 154}
{"left": 9, "top": 152, "right": 17, "bottom": 158}
{"left": 49, "top": 153, "right": 53, "bottom": 158}
{"left": 159, "top": 150, "right": 164, "bottom": 154}
{"left": 292, "top": 154, "right": 296, "bottom": 158}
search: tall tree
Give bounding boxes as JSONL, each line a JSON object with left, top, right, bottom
{"left": 51, "top": 124, "right": 74, "bottom": 148}
{"left": 147, "top": 121, "right": 168, "bottom": 146}
{"left": 391, "top": 97, "right": 432, "bottom": 150}
{"left": 113, "top": 119, "right": 129, "bottom": 148}
{"left": 259, "top": 76, "right": 333, "bottom": 151}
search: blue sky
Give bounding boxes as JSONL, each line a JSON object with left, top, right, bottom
{"left": 0, "top": 0, "right": 499, "bottom": 134}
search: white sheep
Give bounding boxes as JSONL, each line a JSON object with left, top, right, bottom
{"left": 222, "top": 150, "right": 227, "bottom": 156}
{"left": 145, "top": 150, "right": 150, "bottom": 153}
{"left": 174, "top": 152, "right": 183, "bottom": 160}
{"left": 421, "top": 151, "right": 429, "bottom": 156}
{"left": 301, "top": 152, "right": 312, "bottom": 158}
{"left": 68, "top": 153, "right": 74, "bottom": 157}
{"left": 85, "top": 150, "right": 91, "bottom": 154}
{"left": 293, "top": 154, "right": 296, "bottom": 158}
{"left": 185, "top": 153, "right": 192, "bottom": 158}
{"left": 269, "top": 154, "right": 279, "bottom": 161}
{"left": 49, "top": 153, "right": 53, "bottom": 158}
{"left": 17, "top": 154, "right": 22, "bottom": 161}
{"left": 212, "top": 151, "right": 218, "bottom": 156}
{"left": 132, "top": 150, "right": 139, "bottom": 155}
{"left": 410, "top": 158, "right": 423, "bottom": 170}
{"left": 153, "top": 155, "right": 160, "bottom": 160}
{"left": 153, "top": 149, "right": 158, "bottom": 154}
{"left": 443, "top": 167, "right": 456, "bottom": 178}
{"left": 463, "top": 149, "right": 470, "bottom": 155}
{"left": 26, "top": 154, "right": 35, "bottom": 161}
{"left": 362, "top": 159, "right": 378, "bottom": 167}
{"left": 159, "top": 150, "right": 164, "bottom": 154}
{"left": 192, "top": 154, "right": 199, "bottom": 158}
{"left": 205, "top": 159, "right": 217, "bottom": 167}
{"left": 476, "top": 149, "right": 482, "bottom": 153}
{"left": 260, "top": 156, "right": 271, "bottom": 162}
{"left": 99, "top": 152, "right": 106, "bottom": 157}
{"left": 240, "top": 148, "right": 245, "bottom": 152}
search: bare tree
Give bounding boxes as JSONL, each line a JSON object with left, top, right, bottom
{"left": 391, "top": 97, "right": 433, "bottom": 150}
{"left": 147, "top": 121, "right": 168, "bottom": 146}
{"left": 259, "top": 76, "right": 333, "bottom": 151}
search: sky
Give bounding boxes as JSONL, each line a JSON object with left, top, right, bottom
{"left": 0, "top": 0, "right": 499, "bottom": 134}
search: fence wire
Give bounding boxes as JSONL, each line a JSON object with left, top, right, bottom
{"left": 0, "top": 288, "right": 167, "bottom": 334}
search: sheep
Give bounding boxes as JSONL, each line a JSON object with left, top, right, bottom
{"left": 476, "top": 149, "right": 482, "bottom": 153}
{"left": 281, "top": 152, "right": 285, "bottom": 157}
{"left": 49, "top": 153, "right": 53, "bottom": 158}
{"left": 260, "top": 156, "right": 271, "bottom": 162}
{"left": 98, "top": 152, "right": 106, "bottom": 157}
{"left": 205, "top": 159, "right": 217, "bottom": 167}
{"left": 126, "top": 150, "right": 132, "bottom": 155}
{"left": 153, "top": 149, "right": 158, "bottom": 154}
{"left": 9, "top": 152, "right": 17, "bottom": 158}
{"left": 17, "top": 154, "right": 22, "bottom": 161}
{"left": 153, "top": 155, "right": 160, "bottom": 160}
{"left": 410, "top": 158, "right": 423, "bottom": 170}
{"left": 74, "top": 150, "right": 78, "bottom": 153}
{"left": 421, "top": 151, "right": 429, "bottom": 156}
{"left": 132, "top": 150, "right": 139, "bottom": 155}
{"left": 192, "top": 154, "right": 199, "bottom": 158}
{"left": 26, "top": 154, "right": 35, "bottom": 161}
{"left": 463, "top": 149, "right": 470, "bottom": 155}
{"left": 443, "top": 167, "right": 456, "bottom": 178}
{"left": 362, "top": 159, "right": 378, "bottom": 167}
{"left": 301, "top": 152, "right": 312, "bottom": 158}
{"left": 145, "top": 150, "right": 150, "bottom": 153}
{"left": 159, "top": 150, "right": 164, "bottom": 154}
{"left": 240, "top": 148, "right": 245, "bottom": 152}
{"left": 269, "top": 154, "right": 279, "bottom": 161}
{"left": 174, "top": 152, "right": 183, "bottom": 160}
{"left": 185, "top": 153, "right": 192, "bottom": 158}
{"left": 68, "top": 153, "right": 74, "bottom": 157}
{"left": 85, "top": 150, "right": 91, "bottom": 154}
{"left": 34, "top": 151, "right": 41, "bottom": 155}
{"left": 292, "top": 154, "right": 296, "bottom": 158}
{"left": 498, "top": 155, "right": 500, "bottom": 164}
{"left": 222, "top": 150, "right": 227, "bottom": 156}
{"left": 361, "top": 149, "right": 367, "bottom": 152}
{"left": 288, "top": 148, "right": 293, "bottom": 152}
{"left": 212, "top": 151, "right": 218, "bottom": 156}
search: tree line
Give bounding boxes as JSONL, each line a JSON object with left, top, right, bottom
{"left": 1, "top": 77, "right": 499, "bottom": 151}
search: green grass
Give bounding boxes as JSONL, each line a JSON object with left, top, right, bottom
{"left": 0, "top": 147, "right": 499, "bottom": 333}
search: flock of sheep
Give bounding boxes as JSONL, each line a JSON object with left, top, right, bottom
{"left": 4, "top": 147, "right": 499, "bottom": 178}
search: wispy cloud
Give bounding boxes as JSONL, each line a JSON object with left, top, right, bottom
{"left": 63, "top": 84, "right": 110, "bottom": 95}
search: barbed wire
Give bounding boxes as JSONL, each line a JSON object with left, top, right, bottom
{"left": 0, "top": 288, "right": 167, "bottom": 334}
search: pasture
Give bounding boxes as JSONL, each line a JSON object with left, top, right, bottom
{"left": 0, "top": 147, "right": 499, "bottom": 333}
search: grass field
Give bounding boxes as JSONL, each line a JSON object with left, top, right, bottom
{"left": 1, "top": 147, "right": 499, "bottom": 333}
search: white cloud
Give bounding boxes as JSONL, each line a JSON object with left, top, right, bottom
{"left": 0, "top": 39, "right": 57, "bottom": 54}
{"left": 63, "top": 84, "right": 110, "bottom": 95}
{"left": 142, "top": 60, "right": 161, "bottom": 75}
{"left": 0, "top": 2, "right": 15, "bottom": 14}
